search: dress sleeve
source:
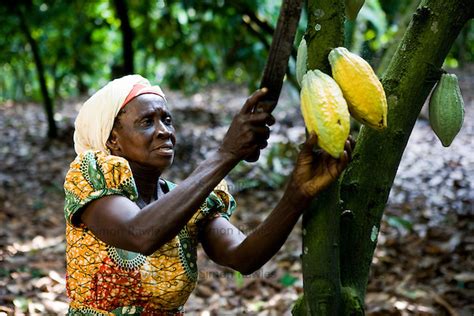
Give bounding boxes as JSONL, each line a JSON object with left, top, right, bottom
{"left": 63, "top": 151, "right": 138, "bottom": 225}
{"left": 189, "top": 179, "right": 236, "bottom": 231}
{"left": 204, "top": 180, "right": 236, "bottom": 221}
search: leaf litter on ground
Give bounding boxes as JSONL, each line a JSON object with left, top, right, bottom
{"left": 0, "top": 66, "right": 473, "bottom": 315}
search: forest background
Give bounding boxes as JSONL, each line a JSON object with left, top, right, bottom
{"left": 0, "top": 0, "right": 473, "bottom": 315}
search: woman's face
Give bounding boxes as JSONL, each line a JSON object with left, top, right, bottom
{"left": 107, "top": 94, "right": 176, "bottom": 173}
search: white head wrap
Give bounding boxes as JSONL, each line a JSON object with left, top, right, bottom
{"left": 73, "top": 74, "right": 165, "bottom": 155}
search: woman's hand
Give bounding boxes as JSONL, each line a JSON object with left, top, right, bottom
{"left": 286, "top": 133, "right": 355, "bottom": 204}
{"left": 219, "top": 88, "right": 275, "bottom": 162}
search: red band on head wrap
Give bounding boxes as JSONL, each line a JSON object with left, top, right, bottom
{"left": 121, "top": 84, "right": 165, "bottom": 109}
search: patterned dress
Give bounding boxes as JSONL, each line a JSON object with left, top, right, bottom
{"left": 64, "top": 151, "right": 235, "bottom": 315}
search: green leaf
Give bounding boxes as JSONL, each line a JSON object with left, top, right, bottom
{"left": 279, "top": 273, "right": 298, "bottom": 287}
{"left": 386, "top": 215, "right": 413, "bottom": 231}
{"left": 13, "top": 297, "right": 29, "bottom": 313}
{"left": 358, "top": 0, "right": 387, "bottom": 36}
{"left": 234, "top": 271, "right": 244, "bottom": 288}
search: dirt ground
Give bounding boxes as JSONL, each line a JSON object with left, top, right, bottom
{"left": 0, "top": 66, "right": 473, "bottom": 315}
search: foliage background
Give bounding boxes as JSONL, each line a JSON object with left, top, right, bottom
{"left": 1, "top": 0, "right": 472, "bottom": 102}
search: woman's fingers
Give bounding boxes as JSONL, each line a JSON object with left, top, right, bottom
{"left": 244, "top": 144, "right": 262, "bottom": 162}
{"left": 247, "top": 112, "right": 274, "bottom": 125}
{"left": 339, "top": 151, "right": 349, "bottom": 171}
{"left": 266, "top": 113, "right": 276, "bottom": 126}
{"left": 224, "top": 88, "right": 275, "bottom": 162}
{"left": 307, "top": 133, "right": 318, "bottom": 146}
{"left": 249, "top": 126, "right": 270, "bottom": 149}
{"left": 240, "top": 88, "right": 268, "bottom": 114}
{"left": 292, "top": 134, "right": 353, "bottom": 198}
{"left": 253, "top": 100, "right": 276, "bottom": 115}
{"left": 300, "top": 133, "right": 318, "bottom": 153}
{"left": 342, "top": 140, "right": 351, "bottom": 161}
{"left": 258, "top": 140, "right": 268, "bottom": 149}
{"left": 251, "top": 125, "right": 270, "bottom": 138}
{"left": 343, "top": 135, "right": 355, "bottom": 162}
{"left": 348, "top": 135, "right": 356, "bottom": 149}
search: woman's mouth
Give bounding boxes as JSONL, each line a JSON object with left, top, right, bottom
{"left": 154, "top": 144, "right": 174, "bottom": 156}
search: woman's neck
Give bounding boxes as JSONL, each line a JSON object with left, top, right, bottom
{"left": 129, "top": 163, "right": 162, "bottom": 204}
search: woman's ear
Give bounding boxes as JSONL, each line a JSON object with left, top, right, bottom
{"left": 106, "top": 129, "right": 120, "bottom": 153}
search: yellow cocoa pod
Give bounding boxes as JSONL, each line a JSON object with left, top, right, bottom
{"left": 301, "top": 70, "right": 350, "bottom": 158}
{"left": 328, "top": 47, "right": 387, "bottom": 130}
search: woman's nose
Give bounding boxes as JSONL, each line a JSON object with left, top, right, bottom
{"left": 156, "top": 121, "right": 172, "bottom": 138}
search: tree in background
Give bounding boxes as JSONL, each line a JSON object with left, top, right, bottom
{"left": 0, "top": 0, "right": 286, "bottom": 138}
{"left": 111, "top": 0, "right": 134, "bottom": 77}
{"left": 14, "top": 3, "right": 57, "bottom": 138}
{"left": 0, "top": 1, "right": 127, "bottom": 138}
{"left": 291, "top": 0, "right": 473, "bottom": 314}
{"left": 1, "top": 0, "right": 473, "bottom": 100}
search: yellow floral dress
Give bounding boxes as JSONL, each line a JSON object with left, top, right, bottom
{"left": 64, "top": 151, "right": 235, "bottom": 315}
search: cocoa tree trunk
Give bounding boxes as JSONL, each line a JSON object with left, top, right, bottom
{"left": 293, "top": 0, "right": 474, "bottom": 314}
{"left": 298, "top": 0, "right": 346, "bottom": 314}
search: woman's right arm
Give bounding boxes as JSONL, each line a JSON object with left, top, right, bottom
{"left": 79, "top": 88, "right": 274, "bottom": 255}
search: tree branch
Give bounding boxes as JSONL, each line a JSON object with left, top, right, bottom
{"left": 241, "top": 8, "right": 298, "bottom": 61}
{"left": 241, "top": 16, "right": 271, "bottom": 50}
{"left": 258, "top": 0, "right": 303, "bottom": 105}
{"left": 338, "top": 0, "right": 474, "bottom": 302}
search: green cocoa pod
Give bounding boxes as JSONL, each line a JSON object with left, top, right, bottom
{"left": 429, "top": 73, "right": 465, "bottom": 147}
{"left": 296, "top": 38, "right": 307, "bottom": 87}
{"left": 345, "top": 0, "right": 365, "bottom": 21}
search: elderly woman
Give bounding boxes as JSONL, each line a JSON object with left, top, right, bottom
{"left": 64, "top": 75, "right": 352, "bottom": 315}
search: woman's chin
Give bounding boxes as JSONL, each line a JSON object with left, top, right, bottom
{"left": 155, "top": 156, "right": 174, "bottom": 172}
{"left": 128, "top": 156, "right": 174, "bottom": 175}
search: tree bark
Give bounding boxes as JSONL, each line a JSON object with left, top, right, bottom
{"left": 294, "top": 0, "right": 346, "bottom": 314}
{"left": 293, "top": 0, "right": 473, "bottom": 315}
{"left": 17, "top": 7, "right": 57, "bottom": 138}
{"left": 259, "top": 0, "right": 303, "bottom": 105}
{"left": 113, "top": 0, "right": 134, "bottom": 76}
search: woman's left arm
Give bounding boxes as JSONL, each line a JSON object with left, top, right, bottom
{"left": 200, "top": 134, "right": 354, "bottom": 275}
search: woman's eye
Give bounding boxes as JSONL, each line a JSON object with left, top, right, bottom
{"left": 141, "top": 118, "right": 153, "bottom": 126}
{"left": 164, "top": 116, "right": 173, "bottom": 125}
